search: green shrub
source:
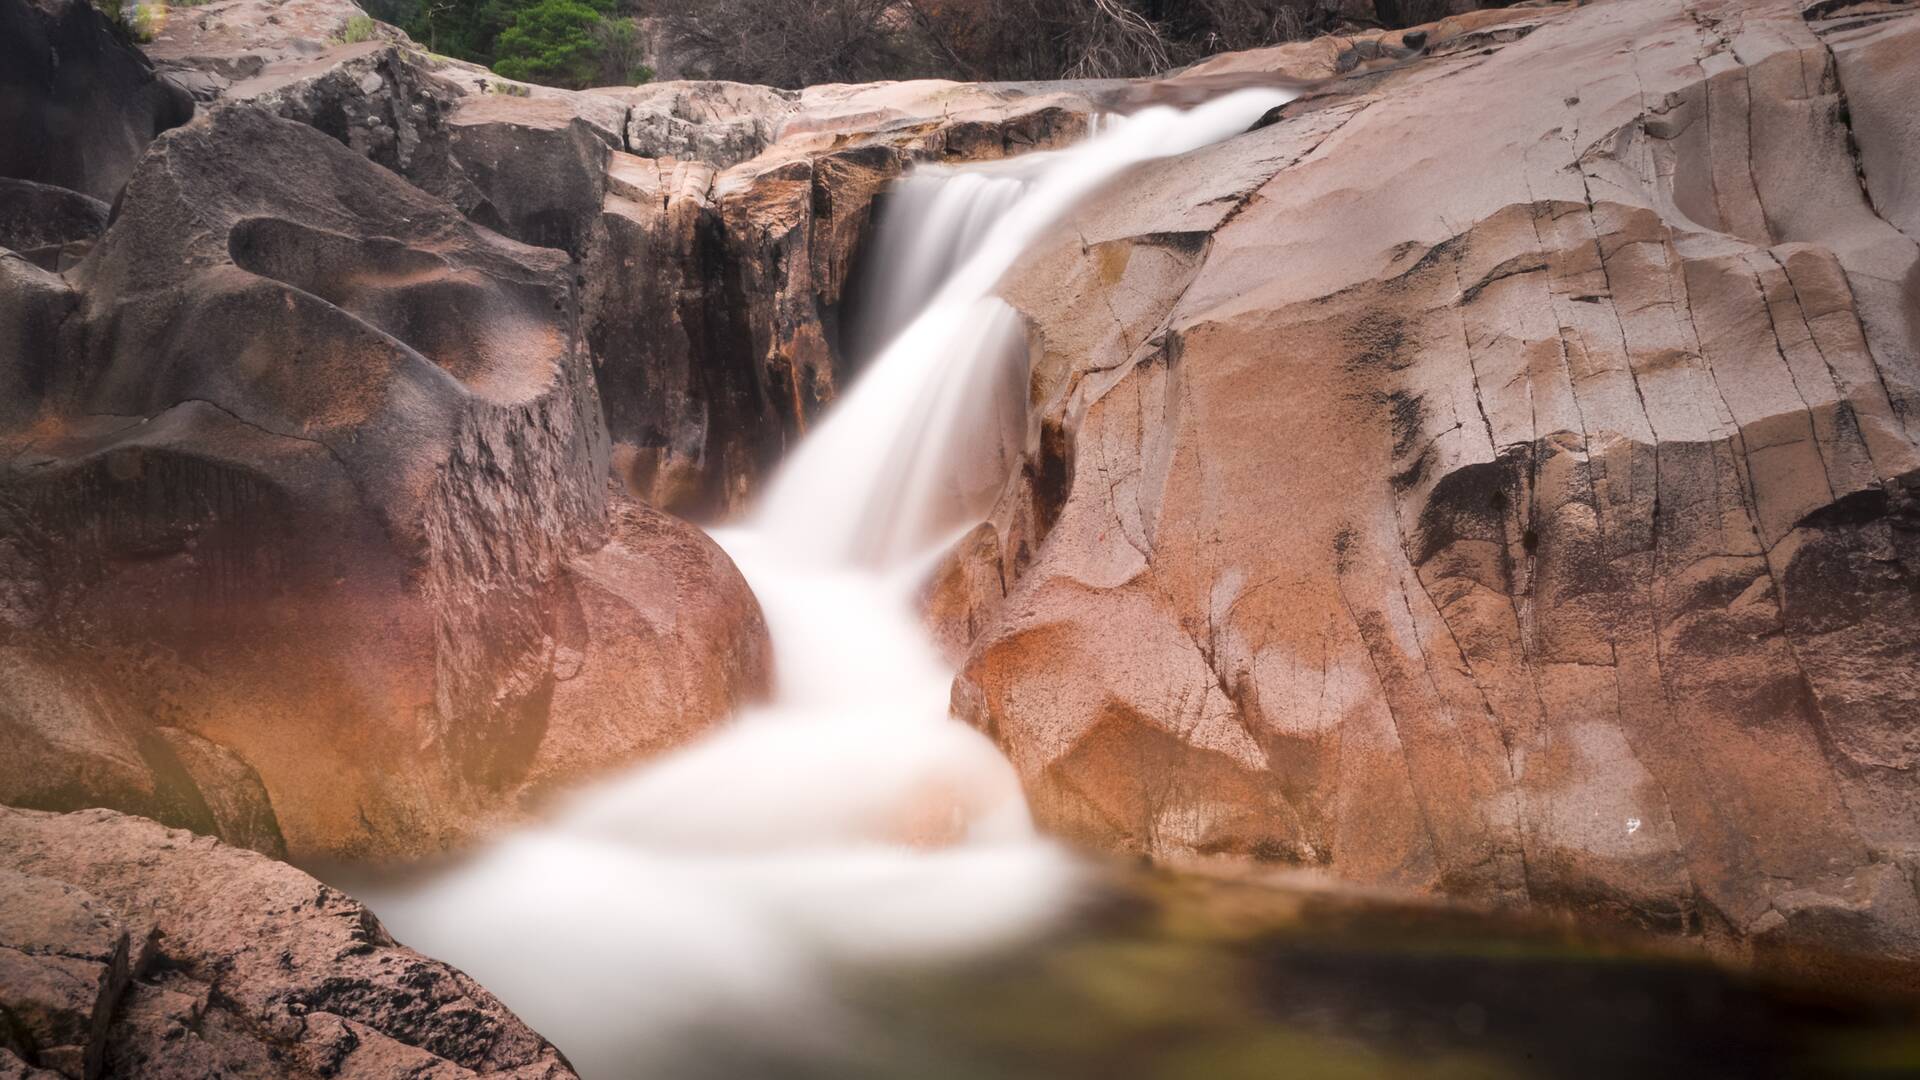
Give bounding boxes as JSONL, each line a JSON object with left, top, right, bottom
{"left": 489, "top": 0, "right": 602, "bottom": 88}
{"left": 129, "top": 0, "right": 164, "bottom": 40}
{"left": 336, "top": 13, "right": 379, "bottom": 43}
{"left": 94, "top": 0, "right": 157, "bottom": 43}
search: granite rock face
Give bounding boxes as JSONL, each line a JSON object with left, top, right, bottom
{"left": 8, "top": 0, "right": 1917, "bottom": 994}
{"left": 0, "top": 182, "right": 109, "bottom": 274}
{"left": 0, "top": 807, "right": 576, "bottom": 1079}
{"left": 943, "top": 0, "right": 1920, "bottom": 982}
{"left": 136, "top": 0, "right": 1101, "bottom": 515}
{"left": 585, "top": 81, "right": 1092, "bottom": 514}
{"left": 1, "top": 102, "right": 612, "bottom": 858}
{"left": 0, "top": 0, "right": 193, "bottom": 202}
{"left": 0, "top": 85, "right": 770, "bottom": 857}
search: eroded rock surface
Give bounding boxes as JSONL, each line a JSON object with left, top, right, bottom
{"left": 946, "top": 0, "right": 1920, "bottom": 983}
{"left": 0, "top": 807, "right": 576, "bottom": 1078}
{"left": 0, "top": 91, "right": 771, "bottom": 859}
{"left": 134, "top": 0, "right": 1102, "bottom": 515}
{"left": 0, "top": 0, "right": 193, "bottom": 202}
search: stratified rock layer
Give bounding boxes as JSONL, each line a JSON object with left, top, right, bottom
{"left": 0, "top": 807, "right": 576, "bottom": 1078}
{"left": 950, "top": 0, "right": 1920, "bottom": 982}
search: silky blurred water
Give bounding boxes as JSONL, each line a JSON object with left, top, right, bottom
{"left": 345, "top": 90, "right": 1302, "bottom": 1079}
{"left": 331, "top": 83, "right": 1920, "bottom": 1078}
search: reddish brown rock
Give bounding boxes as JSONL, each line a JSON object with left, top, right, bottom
{"left": 0, "top": 867, "right": 133, "bottom": 1079}
{"left": 0, "top": 99, "right": 770, "bottom": 859}
{"left": 949, "top": 0, "right": 1920, "bottom": 984}
{"left": 530, "top": 495, "right": 770, "bottom": 796}
{"left": 0, "top": 646, "right": 286, "bottom": 859}
{"left": 0, "top": 807, "right": 576, "bottom": 1078}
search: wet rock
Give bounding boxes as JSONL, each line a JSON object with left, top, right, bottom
{"left": 587, "top": 92, "right": 1090, "bottom": 514}
{"left": 950, "top": 0, "right": 1920, "bottom": 986}
{"left": 0, "top": 0, "right": 193, "bottom": 202}
{"left": 0, "top": 807, "right": 576, "bottom": 1078}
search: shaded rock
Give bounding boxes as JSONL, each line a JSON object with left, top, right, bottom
{"left": 0, "top": 646, "right": 285, "bottom": 860}
{"left": 0, "top": 807, "right": 576, "bottom": 1078}
{"left": 587, "top": 92, "right": 1091, "bottom": 514}
{"left": 427, "top": 92, "right": 617, "bottom": 257}
{"left": 0, "top": 1049, "right": 62, "bottom": 1080}
{"left": 948, "top": 0, "right": 1920, "bottom": 986}
{"left": 145, "top": 0, "right": 626, "bottom": 259}
{"left": 0, "top": 92, "right": 781, "bottom": 858}
{"left": 147, "top": 727, "right": 288, "bottom": 860}
{"left": 216, "top": 42, "right": 467, "bottom": 176}
{"left": 0, "top": 259, "right": 79, "bottom": 432}
{"left": 0, "top": 646, "right": 174, "bottom": 830}
{"left": 0, "top": 182, "right": 109, "bottom": 273}
{"left": 136, "top": 0, "right": 1105, "bottom": 514}
{"left": 0, "top": 0, "right": 193, "bottom": 202}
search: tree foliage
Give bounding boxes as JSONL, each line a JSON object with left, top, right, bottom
{"left": 643, "top": 0, "right": 910, "bottom": 88}
{"left": 362, "top": 0, "right": 650, "bottom": 87}
{"left": 358, "top": 0, "right": 1443, "bottom": 91}
{"left": 491, "top": 0, "right": 605, "bottom": 86}
{"left": 638, "top": 0, "right": 1399, "bottom": 88}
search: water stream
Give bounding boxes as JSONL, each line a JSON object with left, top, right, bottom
{"left": 337, "top": 83, "right": 1920, "bottom": 1079}
{"left": 353, "top": 89, "right": 1300, "bottom": 1079}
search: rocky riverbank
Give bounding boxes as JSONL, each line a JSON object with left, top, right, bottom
{"left": 3, "top": 0, "right": 1918, "bottom": 1046}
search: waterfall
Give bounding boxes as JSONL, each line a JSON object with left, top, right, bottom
{"left": 353, "top": 87, "right": 1298, "bottom": 1079}
{"left": 760, "top": 88, "right": 1303, "bottom": 567}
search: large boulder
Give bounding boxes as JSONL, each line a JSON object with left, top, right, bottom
{"left": 0, "top": 102, "right": 769, "bottom": 859}
{"left": 0, "top": 645, "right": 285, "bottom": 859}
{"left": 0, "top": 807, "right": 576, "bottom": 1078}
{"left": 142, "top": 0, "right": 629, "bottom": 259}
{"left": 0, "top": 0, "right": 193, "bottom": 202}
{"left": 948, "top": 0, "right": 1920, "bottom": 984}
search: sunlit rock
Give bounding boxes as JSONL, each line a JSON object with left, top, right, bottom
{"left": 948, "top": 0, "right": 1920, "bottom": 985}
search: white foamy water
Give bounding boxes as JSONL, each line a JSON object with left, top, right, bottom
{"left": 354, "top": 87, "right": 1296, "bottom": 1079}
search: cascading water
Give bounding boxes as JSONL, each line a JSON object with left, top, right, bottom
{"left": 352, "top": 87, "right": 1297, "bottom": 1079}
